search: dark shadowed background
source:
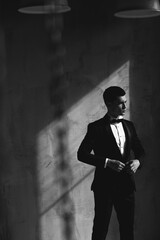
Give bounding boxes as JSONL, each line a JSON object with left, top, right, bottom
{"left": 0, "top": 0, "right": 160, "bottom": 240}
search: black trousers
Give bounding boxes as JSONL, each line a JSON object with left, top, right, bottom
{"left": 91, "top": 189, "right": 135, "bottom": 240}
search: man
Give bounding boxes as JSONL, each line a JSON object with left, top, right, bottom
{"left": 77, "top": 86, "right": 145, "bottom": 240}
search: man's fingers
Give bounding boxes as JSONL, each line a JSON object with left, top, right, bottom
{"left": 126, "top": 166, "right": 137, "bottom": 174}
{"left": 108, "top": 160, "right": 126, "bottom": 172}
{"left": 117, "top": 162, "right": 125, "bottom": 172}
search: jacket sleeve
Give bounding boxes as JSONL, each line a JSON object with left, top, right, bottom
{"left": 77, "top": 123, "right": 106, "bottom": 168}
{"left": 131, "top": 122, "right": 145, "bottom": 168}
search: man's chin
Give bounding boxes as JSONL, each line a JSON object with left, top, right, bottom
{"left": 118, "top": 113, "right": 125, "bottom": 118}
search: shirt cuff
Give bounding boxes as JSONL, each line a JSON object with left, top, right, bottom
{"left": 104, "top": 158, "right": 109, "bottom": 168}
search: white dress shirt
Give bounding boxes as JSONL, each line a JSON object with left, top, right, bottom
{"left": 110, "top": 121, "right": 126, "bottom": 155}
{"left": 105, "top": 116, "right": 126, "bottom": 168}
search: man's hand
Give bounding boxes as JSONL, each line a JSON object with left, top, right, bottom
{"left": 107, "top": 159, "right": 125, "bottom": 172}
{"left": 125, "top": 159, "right": 140, "bottom": 174}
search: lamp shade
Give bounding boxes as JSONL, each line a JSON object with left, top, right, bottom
{"left": 115, "top": 0, "right": 160, "bottom": 18}
{"left": 18, "top": 0, "right": 71, "bottom": 14}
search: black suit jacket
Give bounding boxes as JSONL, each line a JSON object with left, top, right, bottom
{"left": 77, "top": 114, "right": 145, "bottom": 194}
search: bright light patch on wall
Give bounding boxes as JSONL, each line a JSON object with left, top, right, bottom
{"left": 36, "top": 61, "right": 130, "bottom": 240}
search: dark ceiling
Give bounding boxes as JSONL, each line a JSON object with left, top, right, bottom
{"left": 0, "top": 0, "right": 117, "bottom": 25}
{"left": 67, "top": 0, "right": 117, "bottom": 25}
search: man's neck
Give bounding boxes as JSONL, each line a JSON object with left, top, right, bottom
{"left": 107, "top": 114, "right": 123, "bottom": 120}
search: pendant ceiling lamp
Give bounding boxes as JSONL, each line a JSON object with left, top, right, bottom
{"left": 18, "top": 0, "right": 71, "bottom": 14}
{"left": 115, "top": 0, "right": 160, "bottom": 18}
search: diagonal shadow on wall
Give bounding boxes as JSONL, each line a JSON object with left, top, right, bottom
{"left": 0, "top": 1, "right": 132, "bottom": 240}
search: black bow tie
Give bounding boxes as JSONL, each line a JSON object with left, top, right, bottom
{"left": 109, "top": 118, "right": 123, "bottom": 124}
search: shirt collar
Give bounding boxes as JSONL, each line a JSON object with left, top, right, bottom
{"left": 107, "top": 114, "right": 123, "bottom": 122}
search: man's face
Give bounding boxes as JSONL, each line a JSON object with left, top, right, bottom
{"left": 108, "top": 95, "right": 127, "bottom": 118}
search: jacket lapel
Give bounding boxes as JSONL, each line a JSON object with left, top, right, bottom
{"left": 121, "top": 120, "right": 131, "bottom": 160}
{"left": 102, "top": 114, "right": 123, "bottom": 157}
{"left": 102, "top": 115, "right": 131, "bottom": 160}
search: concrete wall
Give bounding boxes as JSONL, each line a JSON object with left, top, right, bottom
{"left": 0, "top": 3, "right": 160, "bottom": 240}
{"left": 130, "top": 19, "right": 160, "bottom": 240}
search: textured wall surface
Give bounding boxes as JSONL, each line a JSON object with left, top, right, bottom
{"left": 130, "top": 19, "right": 160, "bottom": 240}
{"left": 0, "top": 3, "right": 160, "bottom": 240}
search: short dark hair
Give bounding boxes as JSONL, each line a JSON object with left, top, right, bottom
{"left": 103, "top": 86, "right": 126, "bottom": 106}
